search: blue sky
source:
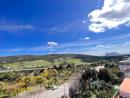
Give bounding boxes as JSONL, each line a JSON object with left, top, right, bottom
{"left": 0, "top": 0, "right": 130, "bottom": 56}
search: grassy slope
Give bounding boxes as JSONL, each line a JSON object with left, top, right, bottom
{"left": 67, "top": 59, "right": 86, "bottom": 65}
{"left": 0, "top": 54, "right": 126, "bottom": 64}
{"left": 53, "top": 58, "right": 86, "bottom": 65}
{"left": 0, "top": 53, "right": 125, "bottom": 70}
{"left": 1, "top": 58, "right": 87, "bottom": 70}
{"left": 2, "top": 60, "right": 51, "bottom": 69}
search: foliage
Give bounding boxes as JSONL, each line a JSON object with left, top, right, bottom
{"left": 82, "top": 68, "right": 97, "bottom": 81}
{"left": 69, "top": 67, "right": 117, "bottom": 98}
{"left": 0, "top": 71, "right": 23, "bottom": 82}
{"left": 98, "top": 69, "right": 113, "bottom": 82}
{"left": 19, "top": 76, "right": 31, "bottom": 90}
{"left": 1, "top": 60, "right": 51, "bottom": 69}
{"left": 96, "top": 90, "right": 111, "bottom": 98}
{"left": 0, "top": 55, "right": 123, "bottom": 98}
{"left": 0, "top": 83, "right": 3, "bottom": 91}
{"left": 34, "top": 76, "right": 44, "bottom": 87}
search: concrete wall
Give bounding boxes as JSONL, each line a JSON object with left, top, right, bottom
{"left": 119, "top": 65, "right": 130, "bottom": 72}
{"left": 124, "top": 73, "right": 130, "bottom": 78}
{"left": 120, "top": 90, "right": 130, "bottom": 98}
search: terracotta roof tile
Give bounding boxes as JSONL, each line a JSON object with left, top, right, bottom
{"left": 120, "top": 78, "right": 130, "bottom": 93}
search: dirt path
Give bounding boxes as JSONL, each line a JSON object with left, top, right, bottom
{"left": 14, "top": 82, "right": 70, "bottom": 98}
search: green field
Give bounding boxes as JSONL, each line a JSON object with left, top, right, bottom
{"left": 0, "top": 58, "right": 87, "bottom": 70}
{"left": 1, "top": 60, "right": 51, "bottom": 69}
{"left": 66, "top": 59, "right": 86, "bottom": 64}
{"left": 54, "top": 58, "right": 86, "bottom": 65}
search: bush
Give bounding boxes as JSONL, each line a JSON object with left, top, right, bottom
{"left": 0, "top": 95, "right": 11, "bottom": 98}
{"left": 98, "top": 69, "right": 113, "bottom": 82}
{"left": 82, "top": 68, "right": 97, "bottom": 81}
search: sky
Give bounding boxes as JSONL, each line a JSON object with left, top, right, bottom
{"left": 0, "top": 0, "right": 130, "bottom": 56}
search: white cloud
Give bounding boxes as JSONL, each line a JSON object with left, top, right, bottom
{"left": 0, "top": 24, "right": 34, "bottom": 32}
{"left": 47, "top": 42, "right": 59, "bottom": 47}
{"left": 48, "top": 52, "right": 54, "bottom": 54}
{"left": 84, "top": 37, "right": 90, "bottom": 40}
{"left": 88, "top": 0, "right": 130, "bottom": 32}
{"left": 82, "top": 20, "right": 87, "bottom": 24}
{"left": 66, "top": 49, "right": 72, "bottom": 51}
{"left": 9, "top": 49, "right": 22, "bottom": 52}
{"left": 121, "top": 41, "right": 130, "bottom": 46}
{"left": 49, "top": 49, "right": 55, "bottom": 52}
{"left": 97, "top": 45, "right": 105, "bottom": 48}
{"left": 0, "top": 48, "right": 24, "bottom": 52}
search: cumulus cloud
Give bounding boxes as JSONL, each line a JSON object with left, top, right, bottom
{"left": 88, "top": 0, "right": 130, "bottom": 32}
{"left": 47, "top": 42, "right": 59, "bottom": 47}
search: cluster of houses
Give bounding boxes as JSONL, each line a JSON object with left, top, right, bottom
{"left": 118, "top": 58, "right": 130, "bottom": 98}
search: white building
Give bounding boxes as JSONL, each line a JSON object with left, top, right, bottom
{"left": 119, "top": 58, "right": 130, "bottom": 72}
{"left": 118, "top": 58, "right": 130, "bottom": 98}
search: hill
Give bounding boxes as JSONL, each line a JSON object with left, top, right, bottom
{"left": 105, "top": 52, "right": 120, "bottom": 56}
{"left": 0, "top": 54, "right": 128, "bottom": 64}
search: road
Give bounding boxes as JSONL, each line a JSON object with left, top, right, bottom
{"left": 0, "top": 67, "right": 51, "bottom": 73}
{"left": 14, "top": 82, "right": 70, "bottom": 98}
{"left": 33, "top": 83, "right": 70, "bottom": 98}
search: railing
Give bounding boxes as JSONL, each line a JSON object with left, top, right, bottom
{"left": 112, "top": 90, "right": 119, "bottom": 98}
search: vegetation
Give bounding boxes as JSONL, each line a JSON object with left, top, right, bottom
{"left": 0, "top": 62, "right": 75, "bottom": 97}
{"left": 69, "top": 65, "right": 121, "bottom": 98}
{"left": 0, "top": 60, "right": 51, "bottom": 70}
{"left": 0, "top": 54, "right": 124, "bottom": 98}
{"left": 0, "top": 54, "right": 125, "bottom": 64}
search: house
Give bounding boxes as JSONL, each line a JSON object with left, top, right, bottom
{"left": 119, "top": 78, "right": 130, "bottom": 98}
{"left": 124, "top": 69, "right": 130, "bottom": 78}
{"left": 119, "top": 58, "right": 130, "bottom": 78}
{"left": 119, "top": 58, "right": 130, "bottom": 72}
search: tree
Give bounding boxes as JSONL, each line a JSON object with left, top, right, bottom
{"left": 42, "top": 69, "right": 58, "bottom": 80}
{"left": 79, "top": 91, "right": 92, "bottom": 98}
{"left": 8, "top": 71, "right": 18, "bottom": 82}
{"left": 69, "top": 72, "right": 91, "bottom": 98}
{"left": 42, "top": 69, "right": 50, "bottom": 79}
{"left": 53, "top": 64, "right": 58, "bottom": 70}
{"left": 42, "top": 69, "right": 58, "bottom": 88}
{"left": 96, "top": 90, "right": 111, "bottom": 98}
{"left": 98, "top": 69, "right": 112, "bottom": 82}
{"left": 82, "top": 68, "right": 97, "bottom": 81}
{"left": 69, "top": 87, "right": 78, "bottom": 98}
{"left": 90, "top": 80, "right": 112, "bottom": 92}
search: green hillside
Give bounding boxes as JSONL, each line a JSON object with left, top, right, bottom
{"left": 0, "top": 54, "right": 126, "bottom": 64}
{"left": 1, "top": 60, "right": 51, "bottom": 69}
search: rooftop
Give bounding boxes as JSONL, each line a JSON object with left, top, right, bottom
{"left": 120, "top": 78, "right": 130, "bottom": 94}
